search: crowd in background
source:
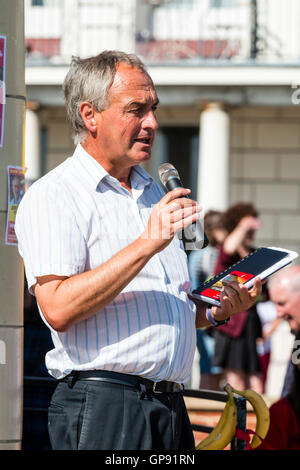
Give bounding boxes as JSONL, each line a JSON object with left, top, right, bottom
{"left": 23, "top": 199, "right": 300, "bottom": 450}
{"left": 188, "top": 201, "right": 300, "bottom": 449}
{"left": 189, "top": 202, "right": 274, "bottom": 393}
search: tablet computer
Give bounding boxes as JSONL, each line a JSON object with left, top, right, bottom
{"left": 190, "top": 246, "right": 298, "bottom": 307}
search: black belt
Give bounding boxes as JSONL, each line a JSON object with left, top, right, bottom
{"left": 61, "top": 369, "right": 184, "bottom": 394}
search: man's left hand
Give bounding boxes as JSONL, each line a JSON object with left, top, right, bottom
{"left": 211, "top": 277, "right": 262, "bottom": 322}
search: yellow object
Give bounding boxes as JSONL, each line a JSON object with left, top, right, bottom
{"left": 196, "top": 384, "right": 237, "bottom": 450}
{"left": 231, "top": 387, "right": 270, "bottom": 448}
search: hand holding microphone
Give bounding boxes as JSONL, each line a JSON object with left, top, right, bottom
{"left": 158, "top": 163, "right": 209, "bottom": 250}
{"left": 141, "top": 187, "right": 201, "bottom": 255}
{"left": 141, "top": 163, "right": 208, "bottom": 254}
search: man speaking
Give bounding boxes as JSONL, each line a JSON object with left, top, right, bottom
{"left": 15, "top": 50, "right": 261, "bottom": 450}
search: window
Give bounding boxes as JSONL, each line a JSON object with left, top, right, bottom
{"left": 164, "top": 0, "right": 195, "bottom": 8}
{"left": 210, "top": 0, "right": 239, "bottom": 7}
{"left": 160, "top": 127, "right": 199, "bottom": 202}
{"left": 31, "top": 0, "right": 44, "bottom": 6}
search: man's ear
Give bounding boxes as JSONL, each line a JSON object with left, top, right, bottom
{"left": 79, "top": 102, "right": 97, "bottom": 133}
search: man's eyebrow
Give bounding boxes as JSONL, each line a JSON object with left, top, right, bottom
{"left": 125, "top": 98, "right": 160, "bottom": 109}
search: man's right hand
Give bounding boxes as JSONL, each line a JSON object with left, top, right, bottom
{"left": 141, "top": 187, "right": 202, "bottom": 254}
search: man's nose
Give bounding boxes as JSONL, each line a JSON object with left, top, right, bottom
{"left": 276, "top": 307, "right": 285, "bottom": 319}
{"left": 142, "top": 110, "right": 158, "bottom": 131}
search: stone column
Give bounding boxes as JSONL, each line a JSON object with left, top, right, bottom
{"left": 25, "top": 105, "right": 41, "bottom": 188}
{"left": 197, "top": 103, "right": 230, "bottom": 212}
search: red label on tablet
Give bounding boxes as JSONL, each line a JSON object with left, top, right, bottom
{"left": 201, "top": 270, "right": 255, "bottom": 300}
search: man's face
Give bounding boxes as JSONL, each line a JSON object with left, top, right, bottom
{"left": 12, "top": 178, "right": 20, "bottom": 198}
{"left": 95, "top": 63, "right": 159, "bottom": 167}
{"left": 269, "top": 282, "right": 300, "bottom": 335}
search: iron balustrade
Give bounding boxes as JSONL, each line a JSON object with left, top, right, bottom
{"left": 24, "top": 0, "right": 300, "bottom": 66}
{"left": 183, "top": 387, "right": 247, "bottom": 450}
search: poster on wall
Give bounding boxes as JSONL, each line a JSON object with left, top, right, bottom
{"left": 0, "top": 35, "right": 6, "bottom": 148}
{"left": 5, "top": 166, "right": 25, "bottom": 245}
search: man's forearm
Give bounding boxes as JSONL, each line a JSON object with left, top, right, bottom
{"left": 35, "top": 236, "right": 155, "bottom": 331}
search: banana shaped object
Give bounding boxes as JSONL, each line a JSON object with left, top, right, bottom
{"left": 196, "top": 384, "right": 237, "bottom": 450}
{"left": 232, "top": 387, "right": 270, "bottom": 449}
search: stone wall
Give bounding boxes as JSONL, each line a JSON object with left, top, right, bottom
{"left": 230, "top": 106, "right": 300, "bottom": 258}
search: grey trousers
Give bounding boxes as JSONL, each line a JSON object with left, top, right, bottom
{"left": 48, "top": 379, "right": 195, "bottom": 450}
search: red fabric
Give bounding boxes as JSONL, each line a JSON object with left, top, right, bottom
{"left": 259, "top": 352, "right": 271, "bottom": 392}
{"left": 235, "top": 428, "right": 254, "bottom": 450}
{"left": 236, "top": 428, "right": 274, "bottom": 450}
{"left": 214, "top": 245, "right": 240, "bottom": 276}
{"left": 256, "top": 397, "right": 300, "bottom": 450}
{"left": 213, "top": 246, "right": 248, "bottom": 338}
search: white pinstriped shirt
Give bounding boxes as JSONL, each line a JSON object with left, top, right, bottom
{"left": 15, "top": 144, "right": 196, "bottom": 381}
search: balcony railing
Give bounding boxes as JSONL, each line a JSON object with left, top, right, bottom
{"left": 25, "top": 0, "right": 300, "bottom": 67}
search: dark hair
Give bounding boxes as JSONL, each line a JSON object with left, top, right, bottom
{"left": 221, "top": 202, "right": 259, "bottom": 234}
{"left": 204, "top": 210, "right": 224, "bottom": 247}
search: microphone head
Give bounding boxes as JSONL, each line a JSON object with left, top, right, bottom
{"left": 158, "top": 163, "right": 180, "bottom": 187}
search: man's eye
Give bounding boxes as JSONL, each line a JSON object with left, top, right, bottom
{"left": 129, "top": 108, "right": 141, "bottom": 115}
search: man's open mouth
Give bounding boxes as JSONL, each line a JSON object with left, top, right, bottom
{"left": 134, "top": 137, "right": 151, "bottom": 145}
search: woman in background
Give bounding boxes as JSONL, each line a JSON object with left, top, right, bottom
{"left": 212, "top": 203, "right": 264, "bottom": 393}
{"left": 188, "top": 210, "right": 227, "bottom": 389}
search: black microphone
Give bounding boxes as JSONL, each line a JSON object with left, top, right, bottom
{"left": 158, "top": 163, "right": 209, "bottom": 250}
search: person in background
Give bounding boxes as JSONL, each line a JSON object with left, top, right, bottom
{"left": 268, "top": 266, "right": 300, "bottom": 398}
{"left": 255, "top": 287, "right": 281, "bottom": 393}
{"left": 10, "top": 175, "right": 22, "bottom": 204}
{"left": 189, "top": 211, "right": 227, "bottom": 291}
{"left": 212, "top": 202, "right": 264, "bottom": 393}
{"left": 188, "top": 210, "right": 227, "bottom": 389}
{"left": 257, "top": 356, "right": 300, "bottom": 450}
{"left": 258, "top": 267, "right": 300, "bottom": 449}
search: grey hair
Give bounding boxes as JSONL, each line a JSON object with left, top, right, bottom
{"left": 62, "top": 50, "right": 148, "bottom": 144}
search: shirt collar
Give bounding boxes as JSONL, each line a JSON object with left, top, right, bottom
{"left": 130, "top": 165, "right": 153, "bottom": 191}
{"left": 74, "top": 144, "right": 153, "bottom": 191}
{"left": 74, "top": 144, "right": 109, "bottom": 190}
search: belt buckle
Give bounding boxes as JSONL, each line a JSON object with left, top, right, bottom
{"left": 152, "top": 382, "right": 163, "bottom": 394}
{"left": 174, "top": 382, "right": 184, "bottom": 393}
{"left": 152, "top": 381, "right": 184, "bottom": 394}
